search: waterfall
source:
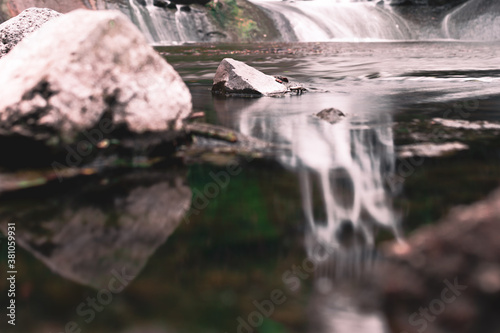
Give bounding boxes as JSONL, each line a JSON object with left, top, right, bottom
{"left": 249, "top": 0, "right": 413, "bottom": 42}
{"left": 116, "top": 0, "right": 500, "bottom": 44}
{"left": 123, "top": 0, "right": 217, "bottom": 44}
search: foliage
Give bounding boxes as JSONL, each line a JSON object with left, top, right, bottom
{"left": 207, "top": 0, "right": 261, "bottom": 41}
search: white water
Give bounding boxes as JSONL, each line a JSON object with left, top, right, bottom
{"left": 250, "top": 0, "right": 412, "bottom": 41}
{"left": 231, "top": 98, "right": 401, "bottom": 253}
{"left": 124, "top": 0, "right": 216, "bottom": 44}
{"left": 119, "top": 0, "right": 500, "bottom": 43}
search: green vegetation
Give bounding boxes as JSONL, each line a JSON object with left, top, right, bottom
{"left": 206, "top": 0, "right": 273, "bottom": 41}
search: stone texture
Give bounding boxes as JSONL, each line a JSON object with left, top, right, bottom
{"left": 378, "top": 187, "right": 500, "bottom": 333}
{"left": 0, "top": 9, "right": 192, "bottom": 145}
{"left": 212, "top": 58, "right": 288, "bottom": 96}
{"left": 0, "top": 7, "right": 61, "bottom": 58}
{"left": 315, "top": 107, "right": 346, "bottom": 124}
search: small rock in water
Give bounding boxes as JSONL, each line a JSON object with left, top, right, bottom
{"left": 212, "top": 58, "right": 288, "bottom": 97}
{"left": 0, "top": 7, "right": 61, "bottom": 58}
{"left": 397, "top": 141, "right": 468, "bottom": 158}
{"left": 315, "top": 108, "right": 346, "bottom": 124}
{"left": 180, "top": 5, "right": 191, "bottom": 12}
{"left": 274, "top": 75, "right": 289, "bottom": 83}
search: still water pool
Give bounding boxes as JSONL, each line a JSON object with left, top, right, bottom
{"left": 1, "top": 41, "right": 500, "bottom": 333}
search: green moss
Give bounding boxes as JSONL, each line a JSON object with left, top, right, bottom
{"left": 207, "top": 0, "right": 275, "bottom": 41}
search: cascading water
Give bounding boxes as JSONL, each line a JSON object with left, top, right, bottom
{"left": 124, "top": 0, "right": 217, "bottom": 44}
{"left": 117, "top": 0, "right": 500, "bottom": 43}
{"left": 249, "top": 0, "right": 413, "bottom": 41}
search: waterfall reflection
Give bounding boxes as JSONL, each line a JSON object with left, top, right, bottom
{"left": 216, "top": 96, "right": 401, "bottom": 332}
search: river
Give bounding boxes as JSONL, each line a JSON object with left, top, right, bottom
{"left": 1, "top": 39, "right": 500, "bottom": 332}
{"left": 1, "top": 0, "right": 500, "bottom": 332}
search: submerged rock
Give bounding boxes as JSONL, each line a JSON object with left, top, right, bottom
{"left": 212, "top": 58, "right": 288, "bottom": 97}
{"left": 315, "top": 107, "right": 346, "bottom": 124}
{"left": 397, "top": 141, "right": 468, "bottom": 158}
{"left": 153, "top": 0, "right": 169, "bottom": 8}
{"left": 0, "top": 9, "right": 191, "bottom": 165}
{"left": 0, "top": 7, "right": 61, "bottom": 58}
{"left": 432, "top": 118, "right": 500, "bottom": 130}
{"left": 379, "top": 187, "right": 500, "bottom": 333}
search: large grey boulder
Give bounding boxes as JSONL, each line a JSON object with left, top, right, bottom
{"left": 0, "top": 7, "right": 61, "bottom": 58}
{"left": 0, "top": 9, "right": 192, "bottom": 146}
{"left": 212, "top": 58, "right": 288, "bottom": 96}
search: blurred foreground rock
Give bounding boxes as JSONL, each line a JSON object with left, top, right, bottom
{"left": 379, "top": 188, "right": 500, "bottom": 333}
{"left": 0, "top": 7, "right": 61, "bottom": 58}
{"left": 0, "top": 9, "right": 191, "bottom": 168}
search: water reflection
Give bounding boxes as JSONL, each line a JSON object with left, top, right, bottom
{"left": 215, "top": 95, "right": 400, "bottom": 332}
{"left": 0, "top": 170, "right": 191, "bottom": 290}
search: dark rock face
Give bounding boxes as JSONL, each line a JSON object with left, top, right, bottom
{"left": 390, "top": 0, "right": 467, "bottom": 6}
{"left": 0, "top": 1, "right": 92, "bottom": 20}
{"left": 315, "top": 108, "right": 346, "bottom": 124}
{"left": 0, "top": 7, "right": 61, "bottom": 58}
{"left": 171, "top": 0, "right": 211, "bottom": 5}
{"left": 378, "top": 187, "right": 500, "bottom": 333}
{"left": 153, "top": 0, "right": 169, "bottom": 8}
{"left": 0, "top": 9, "right": 191, "bottom": 165}
{"left": 212, "top": 58, "right": 288, "bottom": 97}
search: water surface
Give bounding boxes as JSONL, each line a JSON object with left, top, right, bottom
{"left": 1, "top": 41, "right": 500, "bottom": 333}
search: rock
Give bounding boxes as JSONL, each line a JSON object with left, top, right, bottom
{"left": 167, "top": 1, "right": 178, "bottom": 9}
{"left": 0, "top": 7, "right": 61, "bottom": 58}
{"left": 0, "top": 1, "right": 95, "bottom": 21}
{"left": 274, "top": 75, "right": 289, "bottom": 83}
{"left": 397, "top": 141, "right": 468, "bottom": 158}
{"left": 432, "top": 118, "right": 500, "bottom": 130}
{"left": 390, "top": 0, "right": 466, "bottom": 6}
{"left": 0, "top": 9, "right": 192, "bottom": 163}
{"left": 315, "top": 107, "right": 346, "bottom": 124}
{"left": 212, "top": 58, "right": 288, "bottom": 97}
{"left": 171, "top": 0, "right": 211, "bottom": 5}
{"left": 378, "top": 187, "right": 500, "bottom": 333}
{"left": 180, "top": 5, "right": 191, "bottom": 12}
{"left": 153, "top": 0, "right": 169, "bottom": 8}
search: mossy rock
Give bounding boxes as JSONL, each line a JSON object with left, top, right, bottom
{"left": 207, "top": 0, "right": 280, "bottom": 42}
